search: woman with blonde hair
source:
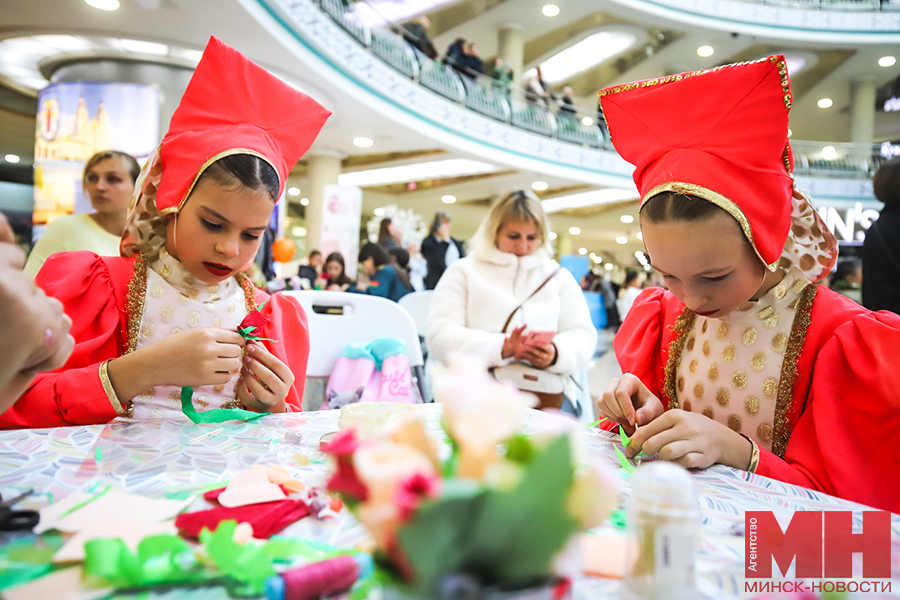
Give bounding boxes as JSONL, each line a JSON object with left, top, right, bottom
{"left": 426, "top": 190, "right": 596, "bottom": 414}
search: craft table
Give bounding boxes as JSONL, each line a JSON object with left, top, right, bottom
{"left": 1, "top": 405, "right": 898, "bottom": 599}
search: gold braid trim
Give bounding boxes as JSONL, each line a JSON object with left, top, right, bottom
{"left": 662, "top": 307, "right": 696, "bottom": 410}
{"left": 771, "top": 283, "right": 816, "bottom": 458}
{"left": 124, "top": 254, "right": 148, "bottom": 354}
{"left": 99, "top": 360, "right": 133, "bottom": 418}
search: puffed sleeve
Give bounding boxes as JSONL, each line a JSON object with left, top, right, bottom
{"left": 1, "top": 252, "right": 129, "bottom": 429}
{"left": 254, "top": 290, "right": 309, "bottom": 412}
{"left": 613, "top": 287, "right": 670, "bottom": 402}
{"left": 755, "top": 310, "right": 900, "bottom": 512}
{"left": 426, "top": 261, "right": 506, "bottom": 367}
{"left": 546, "top": 269, "right": 597, "bottom": 376}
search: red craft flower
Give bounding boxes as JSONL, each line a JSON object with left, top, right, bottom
{"left": 396, "top": 472, "right": 441, "bottom": 521}
{"left": 326, "top": 457, "right": 369, "bottom": 502}
{"left": 321, "top": 428, "right": 360, "bottom": 458}
{"left": 239, "top": 307, "right": 269, "bottom": 331}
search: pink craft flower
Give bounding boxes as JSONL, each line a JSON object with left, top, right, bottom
{"left": 321, "top": 428, "right": 360, "bottom": 458}
{"left": 326, "top": 456, "right": 369, "bottom": 502}
{"left": 396, "top": 472, "right": 442, "bottom": 521}
{"left": 239, "top": 306, "right": 269, "bottom": 332}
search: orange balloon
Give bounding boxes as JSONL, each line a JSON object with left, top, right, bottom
{"left": 272, "top": 238, "right": 297, "bottom": 263}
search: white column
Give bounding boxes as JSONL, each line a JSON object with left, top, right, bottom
{"left": 498, "top": 24, "right": 526, "bottom": 84}
{"left": 305, "top": 151, "right": 343, "bottom": 254}
{"left": 850, "top": 80, "right": 876, "bottom": 144}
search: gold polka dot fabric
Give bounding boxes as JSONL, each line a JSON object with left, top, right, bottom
{"left": 779, "top": 188, "right": 838, "bottom": 283}
{"left": 132, "top": 250, "right": 249, "bottom": 419}
{"left": 676, "top": 268, "right": 810, "bottom": 451}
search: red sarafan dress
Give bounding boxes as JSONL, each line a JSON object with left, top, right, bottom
{"left": 598, "top": 56, "right": 900, "bottom": 512}
{"left": 1, "top": 37, "right": 330, "bottom": 429}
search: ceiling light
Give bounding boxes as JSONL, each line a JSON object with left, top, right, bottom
{"left": 578, "top": 247, "right": 587, "bottom": 255}
{"left": 86, "top": 0, "right": 119, "bottom": 9}
{"left": 879, "top": 56, "right": 896, "bottom": 68}
{"left": 549, "top": 232, "right": 557, "bottom": 240}
{"left": 604, "top": 263, "right": 614, "bottom": 271}
{"left": 620, "top": 215, "right": 634, "bottom": 224}
{"left": 581, "top": 116, "right": 594, "bottom": 126}
{"left": 637, "top": 231, "right": 643, "bottom": 240}
{"left": 542, "top": 188, "right": 640, "bottom": 213}
{"left": 822, "top": 146, "right": 836, "bottom": 159}
{"left": 537, "top": 31, "right": 637, "bottom": 84}
{"left": 616, "top": 236, "right": 628, "bottom": 245}
{"left": 531, "top": 181, "right": 549, "bottom": 191}
{"left": 338, "top": 159, "right": 497, "bottom": 187}
{"left": 374, "top": 207, "right": 385, "bottom": 216}
{"left": 353, "top": 137, "right": 374, "bottom": 148}
{"left": 817, "top": 98, "right": 833, "bottom": 109}
{"left": 441, "top": 195, "right": 457, "bottom": 203}
{"left": 591, "top": 256, "right": 602, "bottom": 263}
{"left": 119, "top": 39, "right": 169, "bottom": 56}
{"left": 4, "top": 154, "right": 20, "bottom": 163}
{"left": 569, "top": 226, "right": 581, "bottom": 235}
{"left": 288, "top": 187, "right": 301, "bottom": 196}
{"left": 300, "top": 197, "right": 310, "bottom": 206}
{"left": 697, "top": 45, "right": 714, "bottom": 58}
{"left": 542, "top": 4, "right": 560, "bottom": 17}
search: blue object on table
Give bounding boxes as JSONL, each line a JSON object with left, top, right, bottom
{"left": 0, "top": 489, "right": 39, "bottom": 531}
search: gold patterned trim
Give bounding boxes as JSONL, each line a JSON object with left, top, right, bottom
{"left": 643, "top": 181, "right": 779, "bottom": 273}
{"left": 771, "top": 284, "right": 816, "bottom": 458}
{"left": 158, "top": 148, "right": 278, "bottom": 216}
{"left": 100, "top": 360, "right": 133, "bottom": 417}
{"left": 740, "top": 433, "right": 760, "bottom": 473}
{"left": 662, "top": 307, "right": 696, "bottom": 409}
{"left": 125, "top": 254, "right": 149, "bottom": 353}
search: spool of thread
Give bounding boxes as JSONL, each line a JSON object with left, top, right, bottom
{"left": 264, "top": 553, "right": 373, "bottom": 600}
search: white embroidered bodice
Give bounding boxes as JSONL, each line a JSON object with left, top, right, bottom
{"left": 675, "top": 268, "right": 811, "bottom": 452}
{"left": 131, "top": 250, "right": 250, "bottom": 419}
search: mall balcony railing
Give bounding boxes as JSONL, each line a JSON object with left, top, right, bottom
{"left": 735, "top": 0, "right": 898, "bottom": 11}
{"left": 312, "top": 0, "right": 885, "bottom": 179}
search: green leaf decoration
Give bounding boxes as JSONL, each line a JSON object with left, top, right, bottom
{"left": 200, "top": 521, "right": 275, "bottom": 595}
{"left": 180, "top": 386, "right": 267, "bottom": 425}
{"left": 614, "top": 446, "right": 637, "bottom": 473}
{"left": 504, "top": 434, "right": 536, "bottom": 465}
{"left": 619, "top": 427, "right": 630, "bottom": 448}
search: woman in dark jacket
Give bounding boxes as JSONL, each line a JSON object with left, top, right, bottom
{"left": 421, "top": 211, "right": 465, "bottom": 290}
{"left": 863, "top": 157, "right": 900, "bottom": 314}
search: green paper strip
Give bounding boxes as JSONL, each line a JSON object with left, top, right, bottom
{"left": 58, "top": 485, "right": 111, "bottom": 519}
{"left": 85, "top": 535, "right": 209, "bottom": 589}
{"left": 615, "top": 446, "right": 637, "bottom": 473}
{"left": 619, "top": 427, "right": 630, "bottom": 448}
{"left": 95, "top": 447, "right": 102, "bottom": 462}
{"left": 180, "top": 387, "right": 267, "bottom": 425}
{"left": 608, "top": 509, "right": 627, "bottom": 530}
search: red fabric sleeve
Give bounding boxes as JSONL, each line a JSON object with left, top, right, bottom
{"left": 613, "top": 287, "right": 673, "bottom": 402}
{"left": 0, "top": 252, "right": 129, "bottom": 429}
{"left": 756, "top": 308, "right": 900, "bottom": 513}
{"left": 254, "top": 290, "right": 309, "bottom": 412}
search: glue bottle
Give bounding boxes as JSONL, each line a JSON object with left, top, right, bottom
{"left": 621, "top": 462, "right": 700, "bottom": 600}
{"left": 265, "top": 553, "right": 373, "bottom": 600}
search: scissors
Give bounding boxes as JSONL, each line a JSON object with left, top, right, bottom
{"left": 0, "top": 488, "right": 40, "bottom": 531}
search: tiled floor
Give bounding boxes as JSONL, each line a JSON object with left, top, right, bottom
{"left": 584, "top": 328, "right": 622, "bottom": 420}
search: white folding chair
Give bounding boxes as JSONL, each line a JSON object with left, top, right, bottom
{"left": 278, "top": 291, "right": 428, "bottom": 403}
{"left": 397, "top": 290, "right": 435, "bottom": 337}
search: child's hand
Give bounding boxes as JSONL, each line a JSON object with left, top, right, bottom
{"left": 501, "top": 325, "right": 526, "bottom": 359}
{"left": 623, "top": 409, "right": 751, "bottom": 471}
{"left": 147, "top": 328, "right": 245, "bottom": 387}
{"left": 236, "top": 341, "right": 294, "bottom": 413}
{"left": 596, "top": 373, "right": 664, "bottom": 436}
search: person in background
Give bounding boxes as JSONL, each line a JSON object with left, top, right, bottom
{"left": 377, "top": 218, "right": 401, "bottom": 250}
{"left": 421, "top": 211, "right": 464, "bottom": 290}
{"left": 559, "top": 86, "right": 576, "bottom": 115}
{"left": 25, "top": 150, "right": 140, "bottom": 277}
{"left": 316, "top": 251, "right": 353, "bottom": 291}
{"left": 443, "top": 38, "right": 466, "bottom": 68}
{"left": 487, "top": 58, "right": 514, "bottom": 87}
{"left": 616, "top": 269, "right": 644, "bottom": 317}
{"left": 402, "top": 16, "right": 437, "bottom": 60}
{"left": 829, "top": 257, "right": 862, "bottom": 304}
{"left": 297, "top": 249, "right": 322, "bottom": 286}
{"left": 863, "top": 157, "right": 900, "bottom": 314}
{"left": 525, "top": 67, "right": 554, "bottom": 107}
{"left": 426, "top": 190, "right": 596, "bottom": 414}
{"left": 406, "top": 241, "right": 427, "bottom": 291}
{"left": 456, "top": 43, "right": 484, "bottom": 78}
{"left": 352, "top": 242, "right": 410, "bottom": 302}
{"left": 0, "top": 231, "right": 74, "bottom": 411}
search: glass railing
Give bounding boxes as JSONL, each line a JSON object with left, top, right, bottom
{"left": 309, "top": 0, "right": 884, "bottom": 178}
{"left": 734, "top": 0, "right": 898, "bottom": 11}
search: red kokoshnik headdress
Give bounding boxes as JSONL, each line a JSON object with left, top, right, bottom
{"left": 599, "top": 55, "right": 836, "bottom": 281}
{"left": 121, "top": 36, "right": 331, "bottom": 257}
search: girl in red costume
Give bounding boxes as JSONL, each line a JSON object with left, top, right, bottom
{"left": 596, "top": 56, "right": 900, "bottom": 512}
{"left": 1, "top": 37, "right": 330, "bottom": 429}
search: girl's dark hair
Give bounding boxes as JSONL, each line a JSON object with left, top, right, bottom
{"left": 359, "top": 241, "right": 390, "bottom": 267}
{"left": 83, "top": 150, "right": 141, "bottom": 183}
{"left": 873, "top": 157, "right": 900, "bottom": 207}
{"left": 324, "top": 252, "right": 353, "bottom": 285}
{"left": 640, "top": 191, "right": 723, "bottom": 224}
{"left": 430, "top": 211, "right": 451, "bottom": 235}
{"left": 388, "top": 247, "right": 410, "bottom": 270}
{"left": 199, "top": 153, "right": 280, "bottom": 201}
{"left": 377, "top": 218, "right": 396, "bottom": 245}
{"left": 623, "top": 269, "right": 640, "bottom": 287}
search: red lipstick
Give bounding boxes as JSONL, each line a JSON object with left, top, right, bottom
{"left": 695, "top": 309, "right": 717, "bottom": 317}
{"left": 203, "top": 262, "right": 233, "bottom": 277}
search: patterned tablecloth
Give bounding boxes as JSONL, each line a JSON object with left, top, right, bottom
{"left": 1, "top": 405, "right": 898, "bottom": 599}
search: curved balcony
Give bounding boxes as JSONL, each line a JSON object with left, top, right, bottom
{"left": 605, "top": 0, "right": 900, "bottom": 43}
{"left": 246, "top": 0, "right": 880, "bottom": 200}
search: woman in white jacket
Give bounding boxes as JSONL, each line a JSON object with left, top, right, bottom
{"left": 426, "top": 190, "right": 597, "bottom": 414}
